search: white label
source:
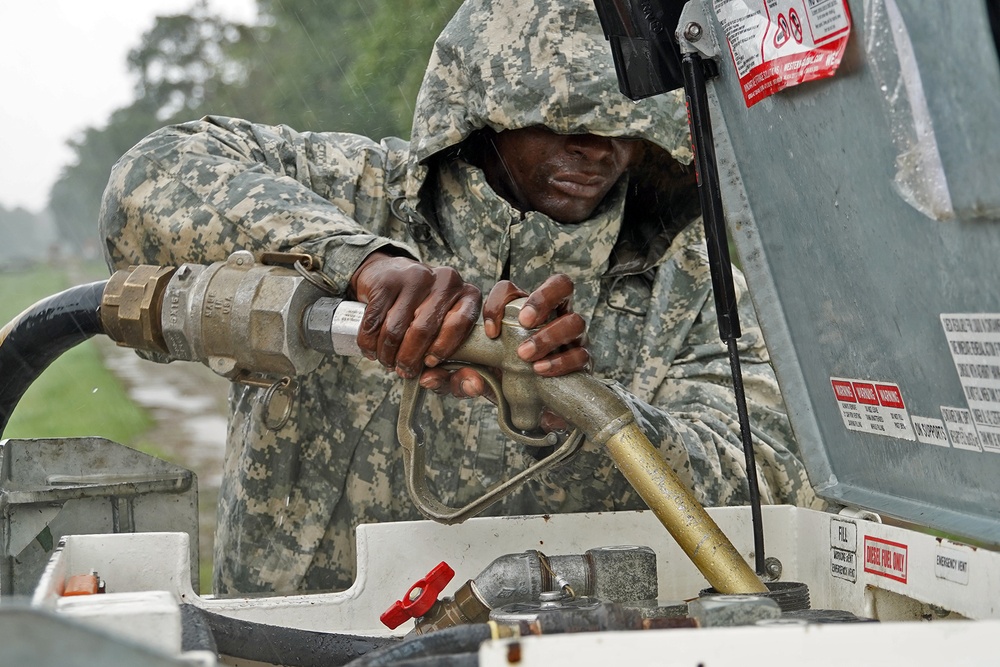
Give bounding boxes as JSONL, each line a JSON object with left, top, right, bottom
{"left": 941, "top": 314, "right": 1000, "bottom": 452}
{"left": 830, "top": 518, "right": 858, "bottom": 583}
{"left": 830, "top": 518, "right": 857, "bottom": 551}
{"left": 831, "top": 377, "right": 916, "bottom": 440}
{"left": 831, "top": 548, "right": 857, "bottom": 582}
{"left": 911, "top": 416, "right": 951, "bottom": 447}
{"left": 940, "top": 406, "right": 983, "bottom": 452}
{"left": 934, "top": 545, "right": 970, "bottom": 585}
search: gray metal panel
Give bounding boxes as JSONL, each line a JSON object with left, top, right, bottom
{"left": 0, "top": 437, "right": 199, "bottom": 595}
{"left": 703, "top": 0, "right": 1000, "bottom": 545}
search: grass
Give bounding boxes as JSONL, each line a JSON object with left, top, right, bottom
{"left": 0, "top": 262, "right": 153, "bottom": 446}
{"left": 1, "top": 260, "right": 216, "bottom": 592}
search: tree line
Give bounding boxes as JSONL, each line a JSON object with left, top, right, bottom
{"left": 45, "top": 0, "right": 463, "bottom": 257}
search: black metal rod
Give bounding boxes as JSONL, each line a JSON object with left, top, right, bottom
{"left": 728, "top": 338, "right": 766, "bottom": 574}
{"left": 681, "top": 52, "right": 766, "bottom": 574}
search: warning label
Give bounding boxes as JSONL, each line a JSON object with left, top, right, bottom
{"left": 941, "top": 314, "right": 1000, "bottom": 453}
{"left": 863, "top": 536, "right": 908, "bottom": 584}
{"left": 831, "top": 377, "right": 916, "bottom": 440}
{"left": 713, "top": 0, "right": 851, "bottom": 107}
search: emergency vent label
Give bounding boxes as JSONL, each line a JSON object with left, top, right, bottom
{"left": 714, "top": 0, "right": 851, "bottom": 107}
{"left": 941, "top": 314, "right": 1000, "bottom": 453}
{"left": 831, "top": 377, "right": 916, "bottom": 440}
{"left": 934, "top": 544, "right": 970, "bottom": 586}
{"left": 864, "top": 536, "right": 908, "bottom": 583}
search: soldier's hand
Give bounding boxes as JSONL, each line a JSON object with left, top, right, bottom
{"left": 485, "top": 274, "right": 590, "bottom": 377}
{"left": 348, "top": 251, "right": 481, "bottom": 379}
{"left": 419, "top": 275, "right": 591, "bottom": 432}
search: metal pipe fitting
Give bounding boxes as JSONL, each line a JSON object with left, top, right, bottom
{"left": 102, "top": 252, "right": 326, "bottom": 380}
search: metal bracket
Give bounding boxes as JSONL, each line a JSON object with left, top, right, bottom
{"left": 838, "top": 507, "right": 884, "bottom": 524}
{"left": 676, "top": 0, "right": 722, "bottom": 60}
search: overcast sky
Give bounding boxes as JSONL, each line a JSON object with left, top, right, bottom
{"left": 0, "top": 0, "right": 258, "bottom": 214}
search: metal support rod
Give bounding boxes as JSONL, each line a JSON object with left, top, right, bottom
{"left": 681, "top": 50, "right": 766, "bottom": 575}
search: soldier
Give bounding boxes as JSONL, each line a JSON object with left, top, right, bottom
{"left": 100, "top": 0, "right": 819, "bottom": 596}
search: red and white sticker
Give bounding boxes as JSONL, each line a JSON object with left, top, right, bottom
{"left": 863, "top": 536, "right": 908, "bottom": 584}
{"left": 713, "top": 0, "right": 852, "bottom": 107}
{"left": 831, "top": 377, "right": 916, "bottom": 440}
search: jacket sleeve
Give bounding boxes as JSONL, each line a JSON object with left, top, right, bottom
{"left": 610, "top": 292, "right": 821, "bottom": 510}
{"left": 533, "top": 228, "right": 821, "bottom": 511}
{"left": 99, "top": 115, "right": 416, "bottom": 293}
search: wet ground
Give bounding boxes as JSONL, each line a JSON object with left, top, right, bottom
{"left": 95, "top": 337, "right": 230, "bottom": 589}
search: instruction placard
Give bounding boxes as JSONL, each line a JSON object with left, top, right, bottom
{"left": 830, "top": 518, "right": 857, "bottom": 582}
{"left": 940, "top": 406, "right": 983, "bottom": 453}
{"left": 713, "top": 0, "right": 851, "bottom": 107}
{"left": 831, "top": 377, "right": 916, "bottom": 440}
{"left": 941, "top": 314, "right": 1000, "bottom": 452}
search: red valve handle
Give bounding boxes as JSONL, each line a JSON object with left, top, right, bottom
{"left": 380, "top": 561, "right": 455, "bottom": 629}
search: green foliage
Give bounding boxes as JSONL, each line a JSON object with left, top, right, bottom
{"left": 47, "top": 0, "right": 462, "bottom": 250}
{"left": 129, "top": 0, "right": 255, "bottom": 119}
{"left": 49, "top": 99, "right": 167, "bottom": 253}
{"left": 0, "top": 268, "right": 152, "bottom": 445}
{"left": 344, "top": 0, "right": 464, "bottom": 137}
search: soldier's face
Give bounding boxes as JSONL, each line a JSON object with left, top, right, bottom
{"left": 485, "top": 126, "right": 638, "bottom": 224}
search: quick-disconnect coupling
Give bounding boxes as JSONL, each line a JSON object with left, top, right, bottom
{"left": 101, "top": 251, "right": 326, "bottom": 380}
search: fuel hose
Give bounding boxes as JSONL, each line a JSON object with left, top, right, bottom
{"left": 0, "top": 280, "right": 106, "bottom": 437}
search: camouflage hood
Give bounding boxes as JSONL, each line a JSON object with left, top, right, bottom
{"left": 406, "top": 0, "right": 693, "bottom": 200}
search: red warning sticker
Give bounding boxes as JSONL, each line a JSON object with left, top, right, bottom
{"left": 714, "top": 0, "right": 852, "bottom": 107}
{"left": 831, "top": 377, "right": 916, "bottom": 441}
{"left": 863, "top": 535, "right": 908, "bottom": 584}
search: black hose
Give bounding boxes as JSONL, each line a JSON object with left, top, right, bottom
{"left": 344, "top": 624, "right": 491, "bottom": 667}
{"left": 0, "top": 280, "right": 107, "bottom": 437}
{"left": 197, "top": 607, "right": 397, "bottom": 666}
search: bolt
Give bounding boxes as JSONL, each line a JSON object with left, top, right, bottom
{"left": 408, "top": 587, "right": 423, "bottom": 602}
{"left": 764, "top": 557, "right": 783, "bottom": 580}
{"left": 929, "top": 604, "right": 951, "bottom": 619}
{"left": 176, "top": 265, "right": 191, "bottom": 280}
{"left": 683, "top": 22, "right": 703, "bottom": 42}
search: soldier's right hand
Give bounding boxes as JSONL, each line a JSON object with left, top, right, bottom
{"left": 348, "top": 251, "right": 482, "bottom": 379}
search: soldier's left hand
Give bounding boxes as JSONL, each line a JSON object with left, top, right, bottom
{"left": 419, "top": 275, "right": 590, "bottom": 416}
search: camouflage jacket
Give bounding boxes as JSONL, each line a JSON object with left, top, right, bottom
{"left": 100, "top": 0, "right": 819, "bottom": 595}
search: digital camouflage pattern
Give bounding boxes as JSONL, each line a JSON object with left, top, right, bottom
{"left": 100, "top": 0, "right": 820, "bottom": 596}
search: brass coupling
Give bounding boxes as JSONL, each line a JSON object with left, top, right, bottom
{"left": 100, "top": 264, "right": 176, "bottom": 354}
